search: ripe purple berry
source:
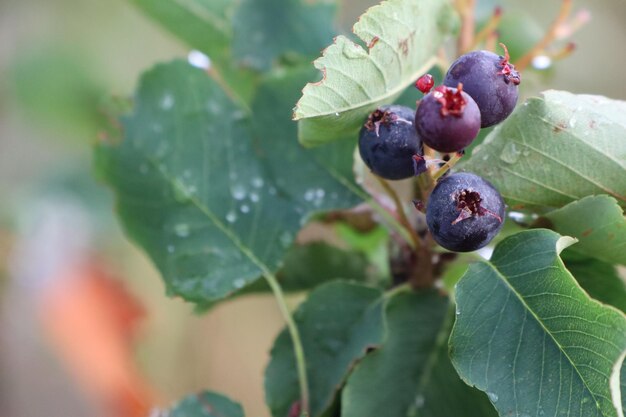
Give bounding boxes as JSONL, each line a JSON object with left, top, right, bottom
{"left": 443, "top": 44, "right": 521, "bottom": 127}
{"left": 358, "top": 105, "right": 426, "bottom": 180}
{"left": 415, "top": 84, "right": 481, "bottom": 153}
{"left": 426, "top": 172, "right": 505, "bottom": 252}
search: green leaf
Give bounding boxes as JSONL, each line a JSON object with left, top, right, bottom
{"left": 562, "top": 252, "right": 626, "bottom": 414}
{"left": 450, "top": 229, "right": 626, "bottom": 417}
{"left": 342, "top": 290, "right": 495, "bottom": 417}
{"left": 238, "top": 242, "right": 375, "bottom": 294}
{"left": 130, "top": 0, "right": 233, "bottom": 64}
{"left": 277, "top": 243, "right": 375, "bottom": 291}
{"left": 544, "top": 195, "right": 626, "bottom": 265}
{"left": 251, "top": 65, "right": 361, "bottom": 211}
{"left": 294, "top": 0, "right": 458, "bottom": 146}
{"left": 129, "top": 0, "right": 257, "bottom": 101}
{"left": 232, "top": 0, "right": 337, "bottom": 71}
{"left": 414, "top": 323, "right": 498, "bottom": 417}
{"left": 463, "top": 91, "right": 626, "bottom": 209}
{"left": 563, "top": 252, "right": 626, "bottom": 315}
{"left": 169, "top": 391, "right": 244, "bottom": 417}
{"left": 265, "top": 281, "right": 384, "bottom": 417}
{"left": 95, "top": 61, "right": 360, "bottom": 305}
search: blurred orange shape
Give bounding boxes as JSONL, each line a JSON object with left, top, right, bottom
{"left": 38, "top": 261, "right": 158, "bottom": 417}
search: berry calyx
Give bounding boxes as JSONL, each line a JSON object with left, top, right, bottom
{"left": 426, "top": 172, "right": 505, "bottom": 252}
{"left": 497, "top": 43, "right": 521, "bottom": 85}
{"left": 432, "top": 83, "right": 467, "bottom": 117}
{"left": 451, "top": 189, "right": 503, "bottom": 225}
{"left": 415, "top": 74, "right": 435, "bottom": 94}
{"left": 414, "top": 85, "right": 481, "bottom": 153}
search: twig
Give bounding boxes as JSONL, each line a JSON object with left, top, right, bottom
{"left": 375, "top": 176, "right": 422, "bottom": 249}
{"left": 515, "top": 0, "right": 573, "bottom": 72}
{"left": 432, "top": 152, "right": 464, "bottom": 182}
{"left": 472, "top": 7, "right": 502, "bottom": 49}
{"left": 456, "top": 0, "right": 476, "bottom": 54}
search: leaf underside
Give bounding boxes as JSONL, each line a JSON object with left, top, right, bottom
{"left": 294, "top": 0, "right": 458, "bottom": 146}
{"left": 463, "top": 91, "right": 626, "bottom": 210}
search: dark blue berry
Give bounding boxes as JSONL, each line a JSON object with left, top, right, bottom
{"left": 443, "top": 45, "right": 520, "bottom": 127}
{"left": 415, "top": 85, "right": 481, "bottom": 153}
{"left": 358, "top": 105, "right": 425, "bottom": 180}
{"left": 426, "top": 172, "right": 505, "bottom": 252}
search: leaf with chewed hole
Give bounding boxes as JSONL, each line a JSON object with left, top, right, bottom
{"left": 294, "top": 0, "right": 458, "bottom": 147}
{"left": 450, "top": 229, "right": 626, "bottom": 417}
{"left": 463, "top": 91, "right": 626, "bottom": 209}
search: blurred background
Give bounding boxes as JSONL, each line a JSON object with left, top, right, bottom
{"left": 0, "top": 0, "right": 625, "bottom": 416}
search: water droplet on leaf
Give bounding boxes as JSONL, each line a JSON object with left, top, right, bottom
{"left": 231, "top": 184, "right": 247, "bottom": 200}
{"left": 226, "top": 211, "right": 237, "bottom": 223}
{"left": 160, "top": 93, "right": 174, "bottom": 110}
{"left": 174, "top": 223, "right": 190, "bottom": 237}
{"left": 499, "top": 142, "right": 521, "bottom": 164}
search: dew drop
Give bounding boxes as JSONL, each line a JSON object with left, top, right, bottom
{"left": 251, "top": 177, "right": 264, "bottom": 188}
{"left": 167, "top": 244, "right": 175, "bottom": 253}
{"left": 268, "top": 186, "right": 277, "bottom": 196}
{"left": 304, "top": 189, "right": 316, "bottom": 201}
{"left": 226, "top": 211, "right": 237, "bottom": 223}
{"left": 499, "top": 142, "right": 521, "bottom": 164}
{"left": 240, "top": 204, "right": 250, "bottom": 213}
{"left": 188, "top": 50, "right": 211, "bottom": 69}
{"left": 315, "top": 188, "right": 325, "bottom": 199}
{"left": 414, "top": 395, "right": 425, "bottom": 408}
{"left": 207, "top": 100, "right": 220, "bottom": 114}
{"left": 250, "top": 192, "right": 260, "bottom": 203}
{"left": 231, "top": 184, "right": 247, "bottom": 200}
{"left": 487, "top": 392, "right": 499, "bottom": 403}
{"left": 173, "top": 186, "right": 190, "bottom": 203}
{"left": 532, "top": 55, "right": 552, "bottom": 70}
{"left": 233, "top": 278, "right": 246, "bottom": 289}
{"left": 160, "top": 93, "right": 174, "bottom": 110}
{"left": 174, "top": 223, "right": 190, "bottom": 237}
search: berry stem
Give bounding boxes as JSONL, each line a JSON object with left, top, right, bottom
{"left": 456, "top": 0, "right": 476, "bottom": 54}
{"left": 375, "top": 176, "right": 423, "bottom": 249}
{"left": 515, "top": 0, "right": 573, "bottom": 71}
{"left": 432, "top": 151, "right": 464, "bottom": 182}
{"left": 263, "top": 271, "right": 310, "bottom": 417}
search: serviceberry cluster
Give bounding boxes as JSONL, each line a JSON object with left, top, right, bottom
{"left": 358, "top": 44, "right": 520, "bottom": 252}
